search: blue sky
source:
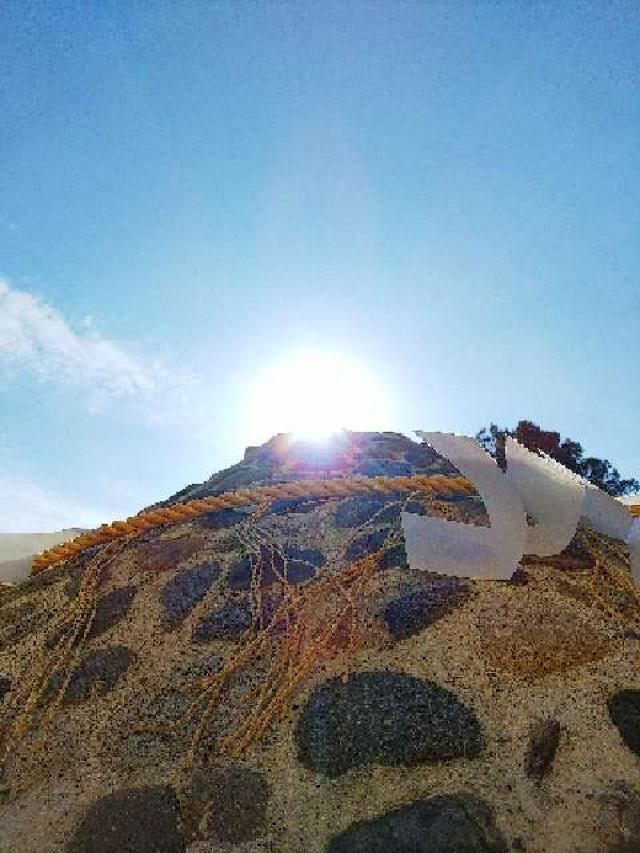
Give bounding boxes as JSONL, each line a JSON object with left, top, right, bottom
{"left": 1, "top": 0, "right": 638, "bottom": 531}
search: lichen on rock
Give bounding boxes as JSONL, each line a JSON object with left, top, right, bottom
{"left": 326, "top": 793, "right": 508, "bottom": 853}
{"left": 161, "top": 561, "right": 221, "bottom": 628}
{"left": 608, "top": 690, "right": 640, "bottom": 758}
{"left": 295, "top": 670, "right": 484, "bottom": 778}
{"left": 66, "top": 786, "right": 185, "bottom": 853}
{"left": 0, "top": 431, "right": 637, "bottom": 853}
{"left": 48, "top": 645, "right": 134, "bottom": 703}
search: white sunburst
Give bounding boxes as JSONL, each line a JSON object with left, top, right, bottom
{"left": 246, "top": 349, "right": 391, "bottom": 442}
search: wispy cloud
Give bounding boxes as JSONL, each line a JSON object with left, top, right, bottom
{"left": 0, "top": 280, "right": 196, "bottom": 407}
{"left": 0, "top": 474, "right": 113, "bottom": 533}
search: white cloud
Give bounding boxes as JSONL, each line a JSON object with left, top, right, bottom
{"left": 0, "top": 474, "right": 114, "bottom": 534}
{"left": 0, "top": 280, "right": 196, "bottom": 404}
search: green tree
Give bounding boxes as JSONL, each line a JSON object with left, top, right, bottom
{"left": 475, "top": 420, "right": 639, "bottom": 497}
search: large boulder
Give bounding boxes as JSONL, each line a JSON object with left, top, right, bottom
{"left": 0, "top": 432, "right": 636, "bottom": 852}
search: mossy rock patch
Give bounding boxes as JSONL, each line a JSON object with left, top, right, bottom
{"left": 136, "top": 535, "right": 205, "bottom": 572}
{"left": 295, "top": 670, "right": 484, "bottom": 778}
{"left": 161, "top": 561, "right": 220, "bottom": 628}
{"left": 227, "top": 544, "right": 323, "bottom": 590}
{"left": 193, "top": 598, "right": 252, "bottom": 642}
{"left": 266, "top": 496, "right": 328, "bottom": 515}
{"left": 0, "top": 601, "right": 50, "bottom": 650}
{"left": 384, "top": 577, "right": 472, "bottom": 640}
{"left": 345, "top": 529, "right": 392, "bottom": 563}
{"left": 524, "top": 718, "right": 561, "bottom": 781}
{"left": 182, "top": 763, "right": 269, "bottom": 843}
{"left": 87, "top": 585, "right": 137, "bottom": 639}
{"left": 326, "top": 793, "right": 508, "bottom": 852}
{"left": 609, "top": 690, "right": 640, "bottom": 757}
{"left": 285, "top": 545, "right": 326, "bottom": 581}
{"left": 196, "top": 508, "right": 250, "bottom": 530}
{"left": 0, "top": 673, "right": 11, "bottom": 702}
{"left": 377, "top": 542, "right": 409, "bottom": 571}
{"left": 227, "top": 556, "right": 253, "bottom": 590}
{"left": 67, "top": 785, "right": 185, "bottom": 853}
{"left": 49, "top": 646, "right": 134, "bottom": 703}
{"left": 354, "top": 459, "right": 413, "bottom": 477}
{"left": 334, "top": 496, "right": 401, "bottom": 529}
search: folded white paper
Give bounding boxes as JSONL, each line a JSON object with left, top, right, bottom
{"left": 401, "top": 512, "right": 511, "bottom": 579}
{"left": 406, "top": 432, "right": 528, "bottom": 579}
{"left": 403, "top": 431, "right": 638, "bottom": 583}
{"left": 504, "top": 436, "right": 586, "bottom": 557}
{"left": 582, "top": 485, "right": 634, "bottom": 543}
{"left": 627, "top": 519, "right": 640, "bottom": 583}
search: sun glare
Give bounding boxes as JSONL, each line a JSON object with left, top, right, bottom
{"left": 247, "top": 350, "right": 390, "bottom": 442}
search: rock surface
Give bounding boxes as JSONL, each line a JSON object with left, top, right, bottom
{"left": 327, "top": 793, "right": 508, "bottom": 853}
{"left": 524, "top": 718, "right": 561, "bottom": 781}
{"left": 161, "top": 561, "right": 220, "bottom": 627}
{"left": 87, "top": 585, "right": 136, "bottom": 639}
{"left": 608, "top": 690, "right": 640, "bottom": 757}
{"left": 295, "top": 670, "right": 484, "bottom": 777}
{"left": 0, "top": 432, "right": 637, "bottom": 853}
{"left": 182, "top": 763, "right": 269, "bottom": 843}
{"left": 477, "top": 594, "right": 612, "bottom": 678}
{"left": 49, "top": 646, "right": 134, "bottom": 703}
{"left": 136, "top": 535, "right": 205, "bottom": 573}
{"left": 0, "top": 673, "right": 11, "bottom": 701}
{"left": 384, "top": 577, "right": 472, "bottom": 640}
{"left": 193, "top": 598, "right": 253, "bottom": 642}
{"left": 66, "top": 786, "right": 185, "bottom": 853}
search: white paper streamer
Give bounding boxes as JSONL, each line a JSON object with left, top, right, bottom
{"left": 404, "top": 432, "right": 528, "bottom": 579}
{"left": 618, "top": 494, "right": 640, "bottom": 507}
{"left": 504, "top": 437, "right": 586, "bottom": 557}
{"left": 582, "top": 485, "right": 634, "bottom": 543}
{"left": 628, "top": 519, "right": 640, "bottom": 583}
{"left": 403, "top": 431, "right": 638, "bottom": 583}
{"left": 401, "top": 512, "right": 507, "bottom": 579}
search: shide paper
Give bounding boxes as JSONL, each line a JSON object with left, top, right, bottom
{"left": 403, "top": 431, "right": 639, "bottom": 582}
{"left": 504, "top": 436, "right": 586, "bottom": 557}
{"left": 404, "top": 432, "right": 528, "bottom": 580}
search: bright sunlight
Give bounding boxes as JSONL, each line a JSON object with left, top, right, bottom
{"left": 246, "top": 350, "right": 390, "bottom": 442}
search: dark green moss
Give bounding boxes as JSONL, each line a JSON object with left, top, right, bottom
{"left": 67, "top": 786, "right": 185, "bottom": 853}
{"left": 384, "top": 578, "right": 472, "bottom": 640}
{"left": 161, "top": 562, "right": 220, "bottom": 627}
{"left": 609, "top": 690, "right": 640, "bottom": 757}
{"left": 326, "top": 793, "right": 507, "bottom": 852}
{"left": 296, "top": 670, "right": 484, "bottom": 778}
{"left": 193, "top": 599, "right": 252, "bottom": 642}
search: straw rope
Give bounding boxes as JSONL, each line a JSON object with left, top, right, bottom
{"left": 6, "top": 471, "right": 638, "bottom": 784}
{"left": 31, "top": 473, "right": 477, "bottom": 574}
{"left": 0, "top": 483, "right": 422, "bottom": 780}
{"left": 135, "top": 491, "right": 416, "bottom": 767}
{"left": 0, "top": 538, "right": 132, "bottom": 779}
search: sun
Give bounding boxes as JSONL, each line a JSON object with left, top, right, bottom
{"left": 246, "top": 349, "right": 390, "bottom": 442}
